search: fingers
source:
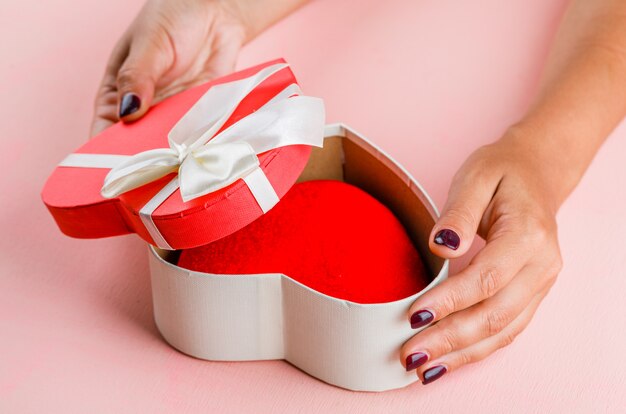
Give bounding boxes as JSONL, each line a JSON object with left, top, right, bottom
{"left": 408, "top": 231, "right": 532, "bottom": 329}
{"left": 429, "top": 156, "right": 501, "bottom": 258}
{"left": 90, "top": 33, "right": 172, "bottom": 136}
{"left": 401, "top": 264, "right": 553, "bottom": 373}
{"left": 116, "top": 35, "right": 173, "bottom": 122}
{"left": 90, "top": 37, "right": 130, "bottom": 137}
{"left": 415, "top": 287, "right": 548, "bottom": 385}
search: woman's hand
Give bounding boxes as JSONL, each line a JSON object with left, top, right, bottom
{"left": 399, "top": 0, "right": 626, "bottom": 386}
{"left": 401, "top": 126, "right": 564, "bottom": 384}
{"left": 91, "top": 0, "right": 309, "bottom": 136}
{"left": 91, "top": 0, "right": 250, "bottom": 136}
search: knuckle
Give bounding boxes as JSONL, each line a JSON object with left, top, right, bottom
{"left": 439, "top": 327, "right": 459, "bottom": 354}
{"left": 483, "top": 308, "right": 511, "bottom": 337}
{"left": 504, "top": 213, "right": 552, "bottom": 245}
{"left": 545, "top": 258, "right": 562, "bottom": 289}
{"left": 460, "top": 145, "right": 497, "bottom": 176}
{"left": 515, "top": 224, "right": 539, "bottom": 246}
{"left": 440, "top": 289, "right": 463, "bottom": 316}
{"left": 117, "top": 67, "right": 143, "bottom": 89}
{"left": 545, "top": 272, "right": 559, "bottom": 291}
{"left": 116, "top": 67, "right": 134, "bottom": 82}
{"left": 529, "top": 219, "right": 551, "bottom": 240}
{"left": 478, "top": 266, "right": 502, "bottom": 297}
{"left": 539, "top": 247, "right": 563, "bottom": 290}
{"left": 458, "top": 350, "right": 474, "bottom": 366}
{"left": 517, "top": 229, "right": 543, "bottom": 250}
{"left": 498, "top": 331, "right": 518, "bottom": 348}
{"left": 532, "top": 231, "right": 553, "bottom": 252}
{"left": 98, "top": 81, "right": 117, "bottom": 96}
{"left": 431, "top": 323, "right": 459, "bottom": 355}
{"left": 552, "top": 252, "right": 564, "bottom": 274}
{"left": 444, "top": 205, "right": 477, "bottom": 232}
{"left": 527, "top": 218, "right": 558, "bottom": 248}
{"left": 95, "top": 88, "right": 118, "bottom": 107}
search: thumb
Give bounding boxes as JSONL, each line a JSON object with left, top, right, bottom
{"left": 116, "top": 38, "right": 171, "bottom": 122}
{"left": 430, "top": 167, "right": 500, "bottom": 258}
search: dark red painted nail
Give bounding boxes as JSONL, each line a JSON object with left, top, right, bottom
{"left": 119, "top": 93, "right": 141, "bottom": 118}
{"left": 410, "top": 309, "right": 434, "bottom": 329}
{"left": 423, "top": 365, "right": 447, "bottom": 385}
{"left": 405, "top": 352, "right": 428, "bottom": 371}
{"left": 434, "top": 229, "right": 460, "bottom": 250}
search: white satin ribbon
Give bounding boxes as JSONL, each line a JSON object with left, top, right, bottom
{"left": 58, "top": 63, "right": 326, "bottom": 249}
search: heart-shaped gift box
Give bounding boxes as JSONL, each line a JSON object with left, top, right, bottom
{"left": 42, "top": 61, "right": 448, "bottom": 391}
{"left": 150, "top": 124, "right": 448, "bottom": 391}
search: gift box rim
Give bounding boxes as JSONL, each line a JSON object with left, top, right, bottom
{"left": 151, "top": 122, "right": 449, "bottom": 307}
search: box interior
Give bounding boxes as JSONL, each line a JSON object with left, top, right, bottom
{"left": 159, "top": 133, "right": 443, "bottom": 290}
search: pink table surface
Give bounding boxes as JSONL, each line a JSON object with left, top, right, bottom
{"left": 1, "top": 0, "right": 625, "bottom": 412}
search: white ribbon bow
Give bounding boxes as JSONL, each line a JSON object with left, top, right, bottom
{"left": 100, "top": 63, "right": 325, "bottom": 202}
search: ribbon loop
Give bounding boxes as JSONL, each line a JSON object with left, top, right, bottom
{"left": 100, "top": 148, "right": 180, "bottom": 199}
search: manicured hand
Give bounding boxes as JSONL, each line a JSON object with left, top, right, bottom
{"left": 90, "top": 0, "right": 247, "bottom": 136}
{"left": 401, "top": 130, "right": 564, "bottom": 384}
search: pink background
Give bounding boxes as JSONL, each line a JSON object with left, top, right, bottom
{"left": 1, "top": 0, "right": 625, "bottom": 412}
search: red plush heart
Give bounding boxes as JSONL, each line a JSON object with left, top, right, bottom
{"left": 178, "top": 180, "right": 430, "bottom": 304}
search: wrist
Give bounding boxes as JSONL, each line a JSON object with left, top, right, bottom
{"left": 497, "top": 121, "right": 584, "bottom": 211}
{"left": 225, "top": 0, "right": 310, "bottom": 43}
{"left": 222, "top": 0, "right": 255, "bottom": 43}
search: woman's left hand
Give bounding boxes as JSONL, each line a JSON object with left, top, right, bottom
{"left": 401, "top": 125, "right": 564, "bottom": 385}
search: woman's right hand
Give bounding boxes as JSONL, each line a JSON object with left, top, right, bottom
{"left": 90, "top": 0, "right": 249, "bottom": 136}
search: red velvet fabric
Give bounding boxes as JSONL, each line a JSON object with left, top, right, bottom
{"left": 178, "top": 180, "right": 431, "bottom": 304}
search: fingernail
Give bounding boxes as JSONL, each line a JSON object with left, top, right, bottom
{"left": 410, "top": 309, "right": 434, "bottom": 329}
{"left": 405, "top": 352, "right": 428, "bottom": 371}
{"left": 119, "top": 93, "right": 141, "bottom": 118}
{"left": 434, "top": 229, "right": 460, "bottom": 250}
{"left": 423, "top": 365, "right": 447, "bottom": 385}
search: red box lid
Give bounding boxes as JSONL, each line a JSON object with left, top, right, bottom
{"left": 41, "top": 59, "right": 325, "bottom": 249}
